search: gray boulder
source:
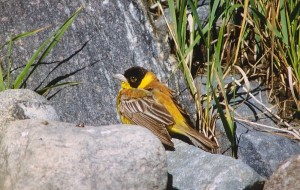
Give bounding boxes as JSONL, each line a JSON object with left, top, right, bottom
{"left": 0, "top": 120, "right": 168, "bottom": 190}
{"left": 0, "top": 89, "right": 59, "bottom": 126}
{"left": 264, "top": 154, "right": 300, "bottom": 190}
{"left": 167, "top": 139, "right": 265, "bottom": 190}
{"left": 236, "top": 125, "right": 300, "bottom": 178}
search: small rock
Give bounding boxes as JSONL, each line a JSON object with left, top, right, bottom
{"left": 264, "top": 154, "right": 300, "bottom": 190}
{"left": 0, "top": 89, "right": 59, "bottom": 126}
{"left": 167, "top": 139, "right": 265, "bottom": 190}
{"left": 0, "top": 120, "right": 168, "bottom": 190}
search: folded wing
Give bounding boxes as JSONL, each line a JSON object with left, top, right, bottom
{"left": 119, "top": 94, "right": 175, "bottom": 147}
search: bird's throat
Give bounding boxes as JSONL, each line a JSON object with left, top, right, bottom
{"left": 137, "top": 72, "right": 156, "bottom": 89}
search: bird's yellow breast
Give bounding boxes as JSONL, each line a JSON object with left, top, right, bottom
{"left": 151, "top": 89, "right": 190, "bottom": 132}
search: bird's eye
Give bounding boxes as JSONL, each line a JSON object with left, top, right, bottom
{"left": 130, "top": 76, "right": 137, "bottom": 83}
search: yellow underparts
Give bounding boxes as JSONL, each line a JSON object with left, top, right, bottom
{"left": 152, "top": 89, "right": 190, "bottom": 135}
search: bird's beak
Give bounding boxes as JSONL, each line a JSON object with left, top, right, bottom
{"left": 113, "top": 74, "right": 127, "bottom": 83}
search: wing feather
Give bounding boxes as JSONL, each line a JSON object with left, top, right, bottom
{"left": 119, "top": 94, "right": 174, "bottom": 147}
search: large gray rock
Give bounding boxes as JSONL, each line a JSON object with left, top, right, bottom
{"left": 212, "top": 80, "right": 300, "bottom": 177}
{"left": 167, "top": 139, "right": 265, "bottom": 190}
{"left": 264, "top": 154, "right": 300, "bottom": 190}
{"left": 0, "top": 0, "right": 177, "bottom": 126}
{"left": 236, "top": 125, "right": 300, "bottom": 178}
{"left": 0, "top": 120, "right": 168, "bottom": 190}
{"left": 0, "top": 89, "right": 59, "bottom": 126}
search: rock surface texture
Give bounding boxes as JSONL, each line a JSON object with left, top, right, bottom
{"left": 0, "top": 89, "right": 59, "bottom": 126}
{"left": 233, "top": 81, "right": 300, "bottom": 178}
{"left": 167, "top": 139, "right": 265, "bottom": 190}
{"left": 237, "top": 126, "right": 300, "bottom": 178}
{"left": 263, "top": 154, "right": 300, "bottom": 190}
{"left": 211, "top": 80, "right": 300, "bottom": 178}
{"left": 0, "top": 120, "right": 168, "bottom": 190}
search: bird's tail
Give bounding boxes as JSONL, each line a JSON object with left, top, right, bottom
{"left": 179, "top": 126, "right": 218, "bottom": 152}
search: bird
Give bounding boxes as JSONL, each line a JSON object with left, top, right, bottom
{"left": 113, "top": 66, "right": 217, "bottom": 152}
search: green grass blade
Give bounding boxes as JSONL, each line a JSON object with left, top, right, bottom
{"left": 213, "top": 89, "right": 236, "bottom": 157}
{"left": 177, "top": 0, "right": 187, "bottom": 50}
{"left": 7, "top": 33, "right": 13, "bottom": 89}
{"left": 210, "top": 0, "right": 221, "bottom": 26}
{"left": 12, "top": 31, "right": 56, "bottom": 89}
{"left": 37, "top": 81, "right": 81, "bottom": 95}
{"left": 0, "top": 60, "right": 5, "bottom": 91}
{"left": 279, "top": 0, "right": 289, "bottom": 45}
{"left": 168, "top": 0, "right": 178, "bottom": 43}
{"left": 0, "top": 26, "right": 50, "bottom": 50}
{"left": 185, "top": 34, "right": 200, "bottom": 55}
{"left": 187, "top": 0, "right": 208, "bottom": 48}
{"left": 250, "top": 7, "right": 267, "bottom": 24}
{"left": 290, "top": 1, "right": 300, "bottom": 21}
{"left": 13, "top": 6, "right": 83, "bottom": 89}
{"left": 36, "top": 6, "right": 83, "bottom": 65}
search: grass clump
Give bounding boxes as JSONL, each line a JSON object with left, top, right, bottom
{"left": 151, "top": 0, "right": 300, "bottom": 156}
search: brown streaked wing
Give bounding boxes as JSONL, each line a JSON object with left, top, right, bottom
{"left": 146, "top": 81, "right": 196, "bottom": 129}
{"left": 120, "top": 95, "right": 175, "bottom": 147}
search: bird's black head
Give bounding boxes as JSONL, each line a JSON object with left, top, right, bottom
{"left": 124, "top": 66, "right": 148, "bottom": 88}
